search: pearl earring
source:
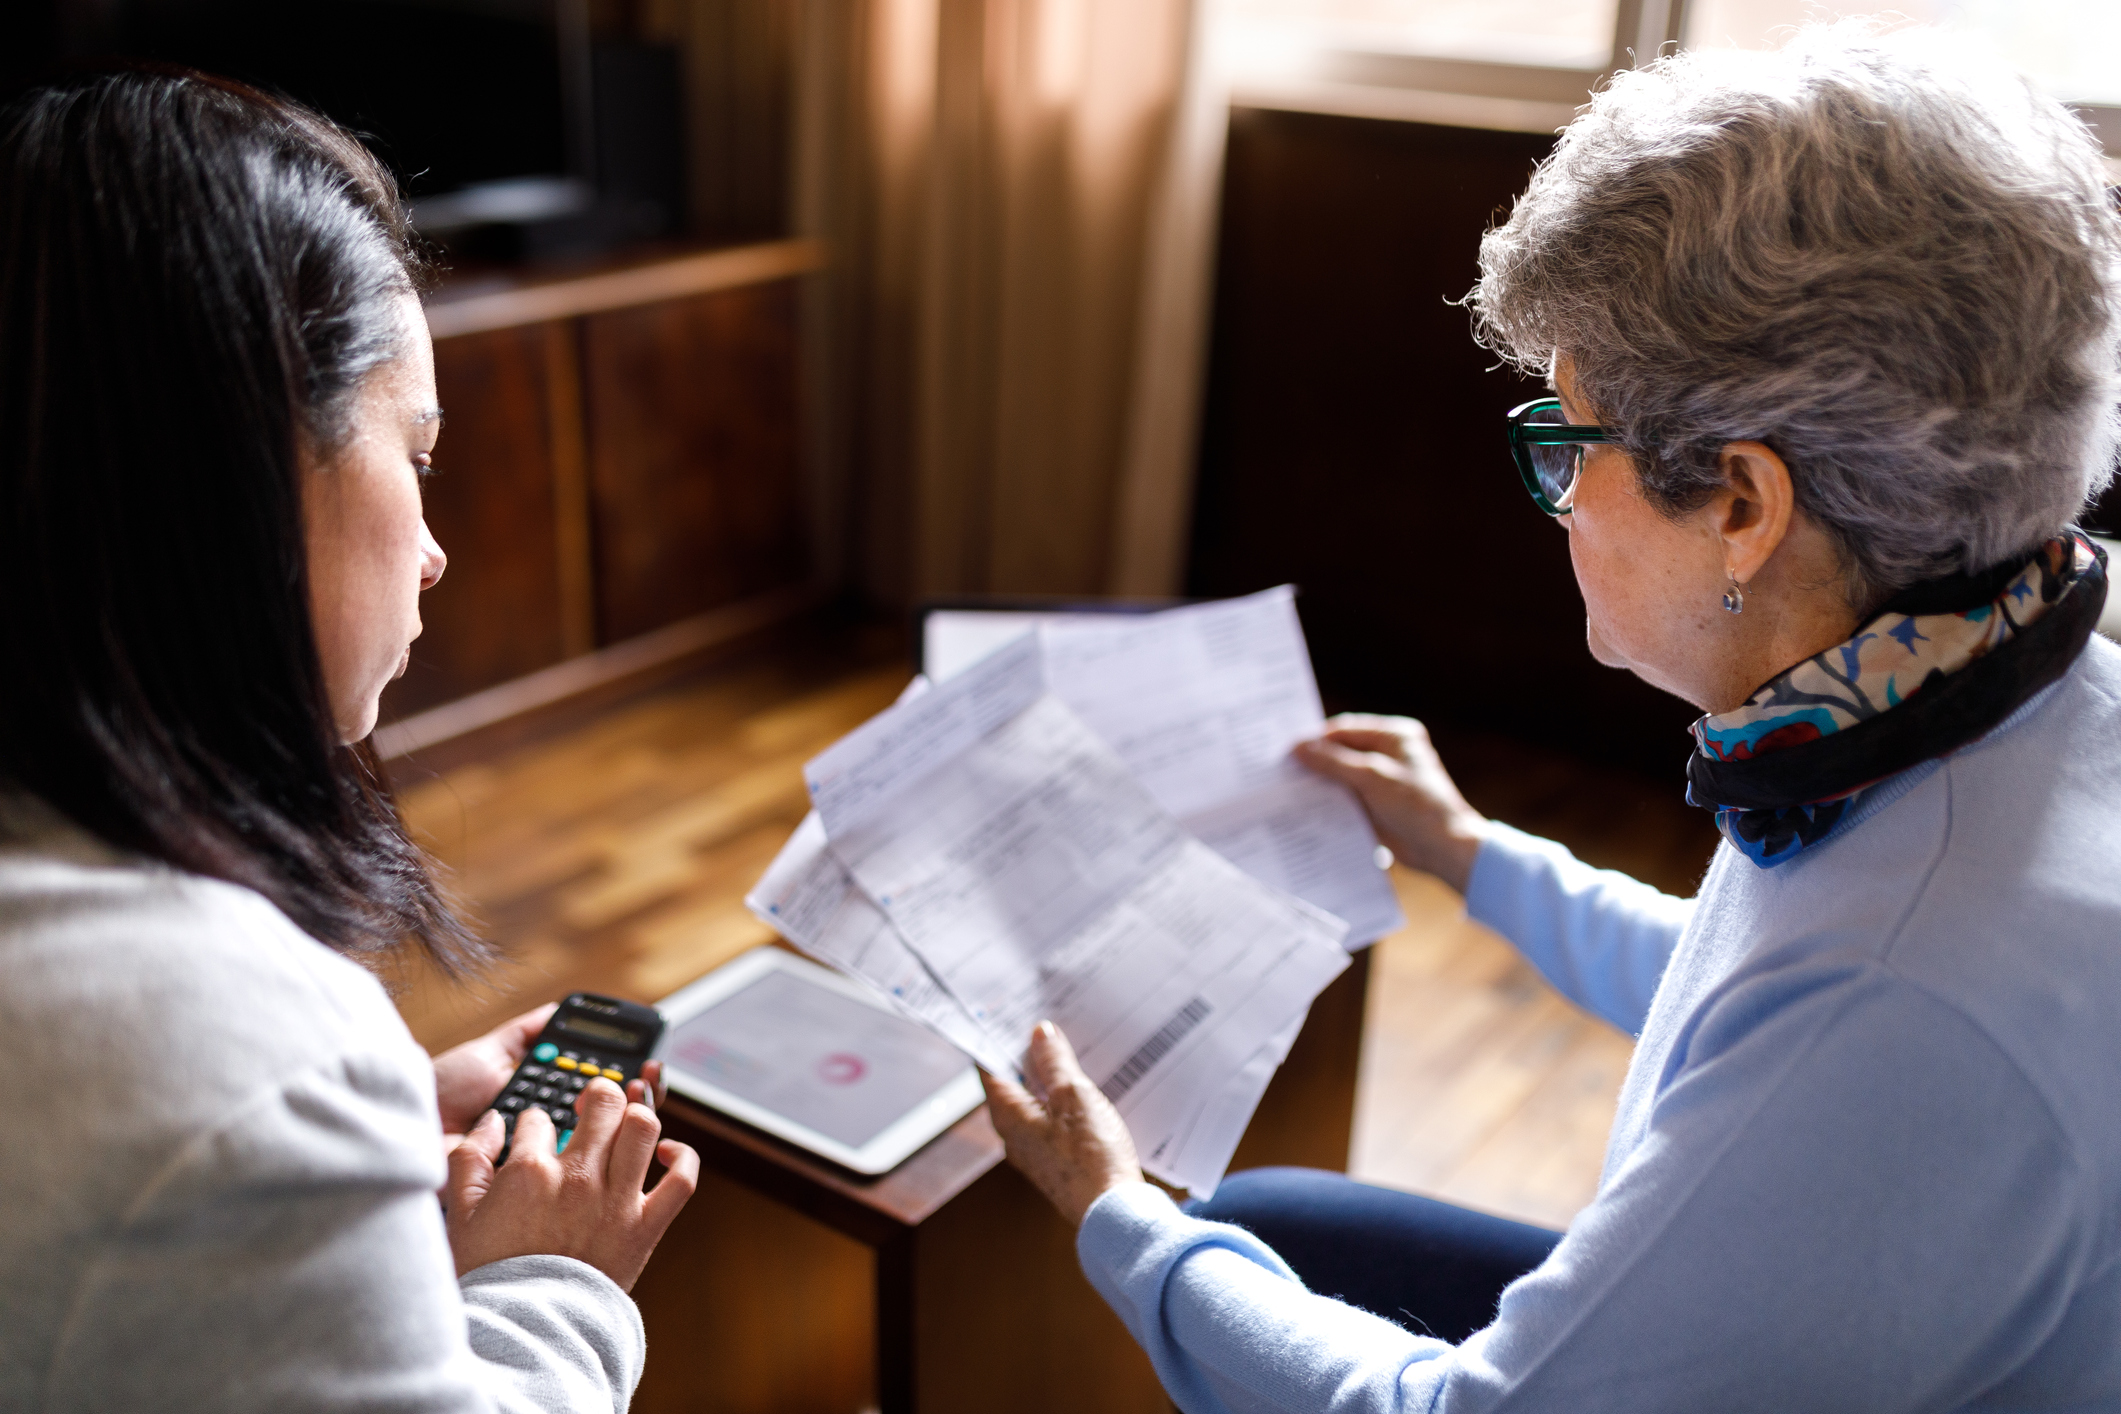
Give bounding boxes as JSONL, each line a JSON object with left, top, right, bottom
{"left": 1722, "top": 573, "right": 1745, "bottom": 615}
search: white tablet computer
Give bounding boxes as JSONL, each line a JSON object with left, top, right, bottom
{"left": 656, "top": 948, "right": 985, "bottom": 1175}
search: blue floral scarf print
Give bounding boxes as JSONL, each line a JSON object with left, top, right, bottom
{"left": 1686, "top": 532, "right": 2108, "bottom": 867}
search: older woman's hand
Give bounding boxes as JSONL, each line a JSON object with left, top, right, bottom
{"left": 984, "top": 1022, "right": 1143, "bottom": 1227}
{"left": 1296, "top": 714, "right": 1488, "bottom": 895}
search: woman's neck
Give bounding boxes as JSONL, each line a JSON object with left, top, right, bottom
{"left": 1699, "top": 528, "right": 1865, "bottom": 715}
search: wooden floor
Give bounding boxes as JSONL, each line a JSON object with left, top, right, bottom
{"left": 388, "top": 630, "right": 907, "bottom": 1049}
{"left": 390, "top": 629, "right": 1717, "bottom": 1234}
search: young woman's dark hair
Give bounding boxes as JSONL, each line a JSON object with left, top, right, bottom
{"left": 0, "top": 67, "right": 483, "bottom": 969}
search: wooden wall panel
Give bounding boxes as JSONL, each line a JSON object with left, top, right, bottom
{"left": 383, "top": 323, "right": 570, "bottom": 718}
{"left": 582, "top": 279, "right": 811, "bottom": 644}
{"left": 1188, "top": 109, "right": 1700, "bottom": 776}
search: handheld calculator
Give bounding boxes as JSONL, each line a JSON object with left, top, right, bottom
{"left": 492, "top": 993, "right": 665, "bottom": 1160}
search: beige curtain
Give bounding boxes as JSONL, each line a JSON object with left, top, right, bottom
{"left": 796, "top": 0, "right": 1207, "bottom": 602}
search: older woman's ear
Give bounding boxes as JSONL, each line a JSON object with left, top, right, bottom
{"left": 1712, "top": 441, "right": 1797, "bottom": 596}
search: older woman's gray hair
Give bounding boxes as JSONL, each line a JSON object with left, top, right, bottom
{"left": 1471, "top": 24, "right": 2121, "bottom": 605}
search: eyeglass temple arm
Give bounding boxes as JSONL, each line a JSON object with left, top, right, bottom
{"left": 1513, "top": 424, "right": 1616, "bottom": 445}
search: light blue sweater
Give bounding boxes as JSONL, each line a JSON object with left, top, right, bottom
{"left": 1079, "top": 636, "right": 2121, "bottom": 1413}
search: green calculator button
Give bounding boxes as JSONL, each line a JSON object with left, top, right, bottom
{"left": 532, "top": 1042, "right": 558, "bottom": 1063}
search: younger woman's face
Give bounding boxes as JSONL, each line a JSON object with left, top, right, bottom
{"left": 303, "top": 293, "right": 447, "bottom": 743}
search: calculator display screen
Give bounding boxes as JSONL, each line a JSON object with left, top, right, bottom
{"left": 556, "top": 1013, "right": 648, "bottom": 1050}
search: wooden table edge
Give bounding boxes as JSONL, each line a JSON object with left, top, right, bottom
{"left": 658, "top": 1093, "right": 1008, "bottom": 1248}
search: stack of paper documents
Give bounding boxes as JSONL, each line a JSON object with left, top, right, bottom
{"left": 746, "top": 587, "right": 1403, "bottom": 1194}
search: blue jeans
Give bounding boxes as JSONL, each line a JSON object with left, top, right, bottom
{"left": 1184, "top": 1167, "right": 1563, "bottom": 1343}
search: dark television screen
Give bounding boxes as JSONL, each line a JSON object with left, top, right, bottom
{"left": 102, "top": 0, "right": 574, "bottom": 198}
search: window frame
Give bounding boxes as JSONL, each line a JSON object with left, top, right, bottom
{"left": 1223, "top": 0, "right": 2121, "bottom": 162}
{"left": 1220, "top": 0, "right": 1689, "bottom": 137}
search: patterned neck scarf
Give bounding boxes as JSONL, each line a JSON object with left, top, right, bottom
{"left": 1686, "top": 532, "right": 2108, "bottom": 867}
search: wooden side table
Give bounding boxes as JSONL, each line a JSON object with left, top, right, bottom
{"left": 628, "top": 949, "right": 1372, "bottom": 1414}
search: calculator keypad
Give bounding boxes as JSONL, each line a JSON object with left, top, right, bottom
{"left": 494, "top": 1048, "right": 637, "bottom": 1157}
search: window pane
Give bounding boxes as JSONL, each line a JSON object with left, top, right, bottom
{"left": 1219, "top": 0, "right": 1621, "bottom": 72}
{"left": 1683, "top": 0, "right": 2121, "bottom": 105}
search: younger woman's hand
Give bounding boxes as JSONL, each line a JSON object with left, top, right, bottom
{"left": 444, "top": 1078, "right": 699, "bottom": 1292}
{"left": 432, "top": 1003, "right": 671, "bottom": 1145}
{"left": 432, "top": 1003, "right": 557, "bottom": 1139}
{"left": 983, "top": 1022, "right": 1143, "bottom": 1228}
{"left": 625, "top": 1058, "right": 669, "bottom": 1113}
{"left": 1295, "top": 713, "right": 1489, "bottom": 894}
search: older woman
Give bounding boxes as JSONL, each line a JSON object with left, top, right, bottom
{"left": 985, "top": 26, "right": 2121, "bottom": 1413}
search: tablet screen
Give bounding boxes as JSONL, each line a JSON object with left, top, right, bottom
{"left": 665, "top": 968, "right": 971, "bottom": 1148}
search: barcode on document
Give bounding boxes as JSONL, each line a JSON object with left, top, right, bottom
{"left": 1099, "top": 997, "right": 1213, "bottom": 1102}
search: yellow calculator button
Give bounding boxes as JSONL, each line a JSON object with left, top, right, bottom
{"left": 601, "top": 1068, "right": 624, "bottom": 1081}
{"left": 554, "top": 1058, "right": 578, "bottom": 1071}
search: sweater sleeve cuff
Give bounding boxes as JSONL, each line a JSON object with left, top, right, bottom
{"left": 461, "top": 1254, "right": 646, "bottom": 1413}
{"left": 1077, "top": 1181, "right": 1303, "bottom": 1345}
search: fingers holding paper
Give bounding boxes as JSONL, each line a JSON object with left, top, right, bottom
{"left": 985, "top": 1022, "right": 1143, "bottom": 1228}
{"left": 1295, "top": 712, "right": 1489, "bottom": 894}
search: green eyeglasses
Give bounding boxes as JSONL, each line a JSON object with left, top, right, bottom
{"left": 1506, "top": 397, "right": 1616, "bottom": 516}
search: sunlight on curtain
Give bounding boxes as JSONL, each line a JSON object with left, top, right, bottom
{"left": 1684, "top": 0, "right": 2121, "bottom": 104}
{"left": 871, "top": 0, "right": 938, "bottom": 169}
{"left": 802, "top": 0, "right": 1194, "bottom": 600}
{"left": 1217, "top": 0, "right": 1621, "bottom": 72}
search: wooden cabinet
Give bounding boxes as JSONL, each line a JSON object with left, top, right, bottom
{"left": 584, "top": 281, "right": 810, "bottom": 643}
{"left": 393, "top": 324, "right": 572, "bottom": 716}
{"left": 378, "top": 240, "right": 825, "bottom": 748}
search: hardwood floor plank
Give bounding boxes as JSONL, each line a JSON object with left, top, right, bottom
{"left": 1439, "top": 1024, "right": 1633, "bottom": 1224}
